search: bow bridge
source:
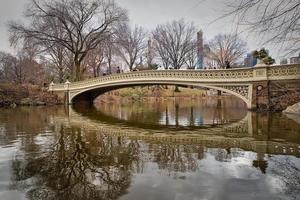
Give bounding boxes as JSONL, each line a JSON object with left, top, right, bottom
{"left": 49, "top": 64, "right": 300, "bottom": 111}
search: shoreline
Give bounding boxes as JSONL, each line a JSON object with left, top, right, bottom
{"left": 0, "top": 83, "right": 63, "bottom": 108}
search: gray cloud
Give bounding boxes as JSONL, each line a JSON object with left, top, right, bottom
{"left": 0, "top": 0, "right": 280, "bottom": 59}
{"left": 0, "top": 0, "right": 28, "bottom": 53}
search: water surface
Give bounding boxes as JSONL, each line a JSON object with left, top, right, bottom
{"left": 0, "top": 97, "right": 299, "bottom": 200}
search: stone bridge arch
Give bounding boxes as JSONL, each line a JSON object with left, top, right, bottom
{"left": 69, "top": 81, "right": 251, "bottom": 108}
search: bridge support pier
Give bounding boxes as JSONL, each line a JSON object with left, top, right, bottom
{"left": 251, "top": 81, "right": 270, "bottom": 111}
{"left": 250, "top": 80, "right": 300, "bottom": 111}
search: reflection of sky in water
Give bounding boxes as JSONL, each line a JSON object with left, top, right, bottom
{"left": 121, "top": 149, "right": 300, "bottom": 200}
{"left": 2, "top": 136, "right": 299, "bottom": 200}
{"left": 0, "top": 141, "right": 27, "bottom": 200}
{"left": 195, "top": 116, "right": 203, "bottom": 126}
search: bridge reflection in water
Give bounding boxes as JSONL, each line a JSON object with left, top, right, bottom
{"left": 61, "top": 104, "right": 300, "bottom": 158}
{"left": 1, "top": 105, "right": 300, "bottom": 200}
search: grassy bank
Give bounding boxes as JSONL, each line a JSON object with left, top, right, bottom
{"left": 119, "top": 86, "right": 206, "bottom": 97}
{"left": 96, "top": 86, "right": 210, "bottom": 103}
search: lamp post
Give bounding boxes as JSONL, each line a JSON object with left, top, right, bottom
{"left": 49, "top": 81, "right": 54, "bottom": 93}
{"left": 64, "top": 80, "right": 71, "bottom": 104}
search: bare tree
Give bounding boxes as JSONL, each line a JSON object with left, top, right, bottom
{"left": 11, "top": 16, "right": 73, "bottom": 83}
{"left": 0, "top": 52, "right": 18, "bottom": 83}
{"left": 83, "top": 36, "right": 119, "bottom": 77}
{"left": 115, "top": 24, "right": 146, "bottom": 71}
{"left": 45, "top": 44, "right": 73, "bottom": 83}
{"left": 9, "top": 0, "right": 127, "bottom": 81}
{"left": 0, "top": 52, "right": 28, "bottom": 84}
{"left": 38, "top": 18, "right": 73, "bottom": 83}
{"left": 0, "top": 64, "right": 3, "bottom": 82}
{"left": 152, "top": 19, "right": 196, "bottom": 69}
{"left": 21, "top": 39, "right": 41, "bottom": 62}
{"left": 185, "top": 41, "right": 198, "bottom": 69}
{"left": 0, "top": 51, "right": 43, "bottom": 85}
{"left": 82, "top": 46, "right": 105, "bottom": 78}
{"left": 103, "top": 36, "right": 116, "bottom": 74}
{"left": 224, "top": 0, "right": 300, "bottom": 54}
{"left": 206, "top": 34, "right": 247, "bottom": 69}
{"left": 19, "top": 56, "right": 46, "bottom": 85}
{"left": 152, "top": 38, "right": 170, "bottom": 69}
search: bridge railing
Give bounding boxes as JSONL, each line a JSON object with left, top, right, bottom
{"left": 49, "top": 64, "right": 300, "bottom": 91}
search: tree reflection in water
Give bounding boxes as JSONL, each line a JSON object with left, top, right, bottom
{"left": 150, "top": 144, "right": 202, "bottom": 173}
{"left": 10, "top": 125, "right": 141, "bottom": 200}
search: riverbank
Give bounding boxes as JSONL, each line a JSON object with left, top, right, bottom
{"left": 0, "top": 83, "right": 62, "bottom": 107}
{"left": 95, "top": 86, "right": 216, "bottom": 104}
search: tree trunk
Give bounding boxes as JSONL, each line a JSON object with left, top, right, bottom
{"left": 58, "top": 49, "right": 64, "bottom": 83}
{"left": 93, "top": 66, "right": 97, "bottom": 78}
{"left": 59, "top": 69, "right": 64, "bottom": 83}
{"left": 97, "top": 66, "right": 101, "bottom": 77}
{"left": 107, "top": 48, "right": 112, "bottom": 74}
{"left": 108, "top": 56, "right": 112, "bottom": 74}
{"left": 72, "top": 60, "right": 81, "bottom": 81}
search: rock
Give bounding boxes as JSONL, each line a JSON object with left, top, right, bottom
{"left": 10, "top": 103, "right": 17, "bottom": 108}
{"left": 20, "top": 98, "right": 34, "bottom": 106}
{"left": 284, "top": 113, "right": 300, "bottom": 124}
{"left": 35, "top": 101, "right": 46, "bottom": 106}
{"left": 283, "top": 102, "right": 300, "bottom": 115}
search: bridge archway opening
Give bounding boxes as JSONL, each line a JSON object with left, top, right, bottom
{"left": 70, "top": 82, "right": 249, "bottom": 108}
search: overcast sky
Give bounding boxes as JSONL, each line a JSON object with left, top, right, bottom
{"left": 0, "top": 0, "right": 281, "bottom": 59}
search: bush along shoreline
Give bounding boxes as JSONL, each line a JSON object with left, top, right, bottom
{"left": 0, "top": 84, "right": 63, "bottom": 107}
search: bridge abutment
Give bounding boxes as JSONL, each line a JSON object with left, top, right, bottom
{"left": 251, "top": 81, "right": 270, "bottom": 111}
{"left": 250, "top": 80, "right": 300, "bottom": 111}
{"left": 268, "top": 80, "right": 300, "bottom": 111}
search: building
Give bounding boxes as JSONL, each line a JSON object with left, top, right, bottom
{"left": 280, "top": 58, "right": 288, "bottom": 65}
{"left": 146, "top": 39, "right": 154, "bottom": 67}
{"left": 196, "top": 30, "right": 204, "bottom": 69}
{"left": 290, "top": 53, "right": 300, "bottom": 64}
{"left": 244, "top": 53, "right": 257, "bottom": 67}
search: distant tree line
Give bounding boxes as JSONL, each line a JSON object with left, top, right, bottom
{"left": 0, "top": 0, "right": 249, "bottom": 85}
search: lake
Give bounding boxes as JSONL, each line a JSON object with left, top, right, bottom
{"left": 0, "top": 97, "right": 299, "bottom": 200}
